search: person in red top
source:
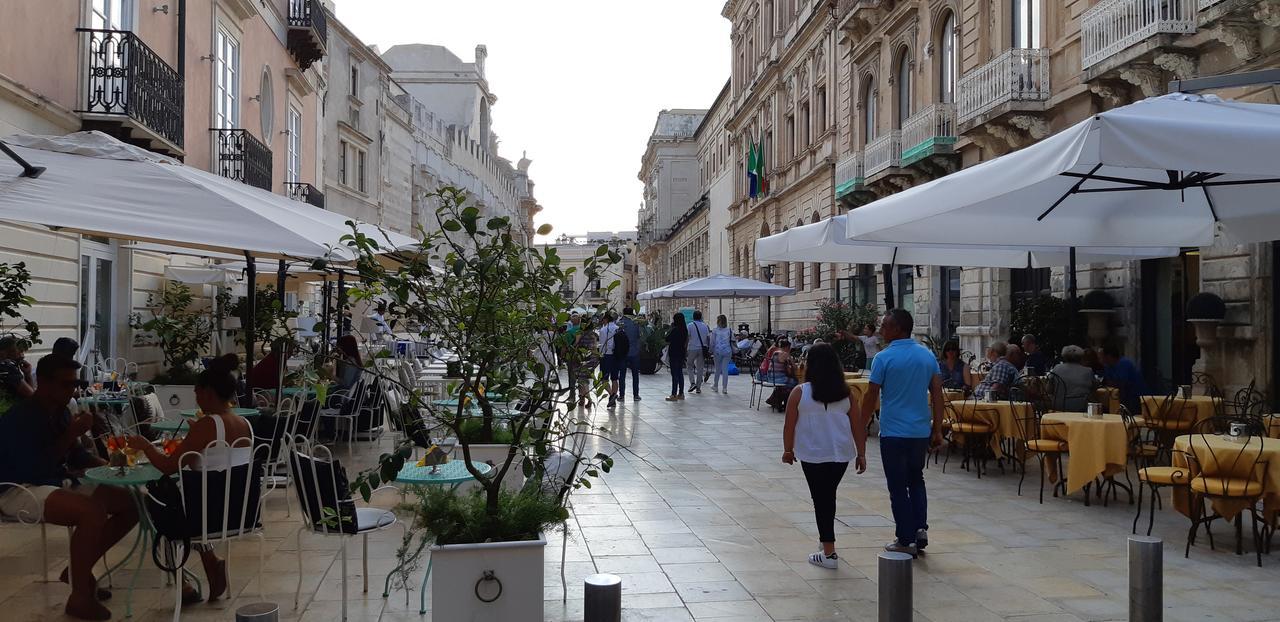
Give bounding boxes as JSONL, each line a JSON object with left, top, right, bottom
{"left": 246, "top": 339, "right": 290, "bottom": 391}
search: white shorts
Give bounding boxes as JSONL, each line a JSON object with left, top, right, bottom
{"left": 0, "top": 483, "right": 96, "bottom": 523}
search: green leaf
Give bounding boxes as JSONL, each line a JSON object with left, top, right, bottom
{"left": 443, "top": 220, "right": 462, "bottom": 232}
{"left": 536, "top": 223, "right": 553, "bottom": 236}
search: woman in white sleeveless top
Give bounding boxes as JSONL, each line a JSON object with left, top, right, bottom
{"left": 128, "top": 354, "right": 251, "bottom": 603}
{"left": 781, "top": 344, "right": 865, "bottom": 569}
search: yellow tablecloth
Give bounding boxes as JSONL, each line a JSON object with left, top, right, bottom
{"left": 1042, "top": 412, "right": 1132, "bottom": 494}
{"left": 1172, "top": 434, "right": 1280, "bottom": 522}
{"left": 948, "top": 400, "right": 1034, "bottom": 458}
{"left": 1141, "top": 395, "right": 1220, "bottom": 429}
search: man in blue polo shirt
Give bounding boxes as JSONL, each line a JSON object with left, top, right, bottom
{"left": 859, "top": 309, "right": 945, "bottom": 556}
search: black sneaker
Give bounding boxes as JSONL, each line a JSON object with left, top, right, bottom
{"left": 633, "top": 395, "right": 641, "bottom": 401}
{"left": 607, "top": 398, "right": 616, "bottom": 409}
{"left": 916, "top": 528, "right": 929, "bottom": 550}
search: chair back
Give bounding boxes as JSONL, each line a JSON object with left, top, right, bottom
{"left": 1144, "top": 392, "right": 1194, "bottom": 429}
{"left": 173, "top": 436, "right": 270, "bottom": 545}
{"left": 285, "top": 436, "right": 357, "bottom": 535}
{"left": 1191, "top": 372, "right": 1224, "bottom": 399}
{"left": 953, "top": 398, "right": 998, "bottom": 431}
{"left": 1188, "top": 419, "right": 1267, "bottom": 488}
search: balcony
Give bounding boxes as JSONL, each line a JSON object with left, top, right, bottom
{"left": 1081, "top": 0, "right": 1197, "bottom": 71}
{"left": 957, "top": 48, "right": 1050, "bottom": 127}
{"left": 284, "top": 182, "right": 325, "bottom": 208}
{"left": 900, "top": 104, "right": 956, "bottom": 166}
{"left": 212, "top": 129, "right": 272, "bottom": 191}
{"left": 76, "top": 29, "right": 184, "bottom": 156}
{"left": 863, "top": 131, "right": 901, "bottom": 178}
{"left": 834, "top": 151, "right": 865, "bottom": 199}
{"left": 287, "top": 0, "right": 328, "bottom": 70}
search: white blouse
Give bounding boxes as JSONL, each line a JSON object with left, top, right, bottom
{"left": 792, "top": 383, "right": 856, "bottom": 464}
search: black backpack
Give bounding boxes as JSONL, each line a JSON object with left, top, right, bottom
{"left": 612, "top": 325, "right": 630, "bottom": 359}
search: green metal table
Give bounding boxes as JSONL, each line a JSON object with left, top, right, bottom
{"left": 179, "top": 408, "right": 261, "bottom": 419}
{"left": 386, "top": 460, "right": 493, "bottom": 613}
{"left": 147, "top": 419, "right": 189, "bottom": 436}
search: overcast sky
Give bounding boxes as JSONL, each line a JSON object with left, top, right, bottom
{"left": 334, "top": 0, "right": 731, "bottom": 240}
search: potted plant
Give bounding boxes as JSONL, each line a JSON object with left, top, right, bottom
{"left": 1186, "top": 291, "right": 1226, "bottom": 349}
{"left": 130, "top": 282, "right": 216, "bottom": 411}
{"left": 1078, "top": 290, "right": 1117, "bottom": 347}
{"left": 346, "top": 187, "right": 616, "bottom": 620}
{"left": 0, "top": 262, "right": 40, "bottom": 345}
{"left": 637, "top": 314, "right": 667, "bottom": 374}
{"left": 1009, "top": 293, "right": 1071, "bottom": 354}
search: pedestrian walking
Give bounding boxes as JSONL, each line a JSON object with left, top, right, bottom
{"left": 858, "top": 309, "right": 945, "bottom": 557}
{"left": 686, "top": 310, "right": 710, "bottom": 394}
{"left": 598, "top": 312, "right": 623, "bottom": 409}
{"left": 782, "top": 343, "right": 865, "bottom": 569}
{"left": 665, "top": 313, "right": 688, "bottom": 401}
{"left": 617, "top": 308, "right": 642, "bottom": 401}
{"left": 710, "top": 315, "right": 735, "bottom": 393}
{"left": 574, "top": 316, "right": 599, "bottom": 411}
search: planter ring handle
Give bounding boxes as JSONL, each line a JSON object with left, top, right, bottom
{"left": 474, "top": 570, "right": 502, "bottom": 603}
{"left": 168, "top": 394, "right": 181, "bottom": 406}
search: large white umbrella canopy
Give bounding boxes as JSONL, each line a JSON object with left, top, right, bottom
{"left": 0, "top": 132, "right": 360, "bottom": 260}
{"left": 845, "top": 94, "right": 1280, "bottom": 248}
{"left": 636, "top": 277, "right": 698, "bottom": 301}
{"left": 759, "top": 215, "right": 1178, "bottom": 268}
{"left": 639, "top": 274, "right": 795, "bottom": 299}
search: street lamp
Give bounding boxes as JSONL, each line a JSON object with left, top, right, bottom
{"left": 758, "top": 262, "right": 775, "bottom": 335}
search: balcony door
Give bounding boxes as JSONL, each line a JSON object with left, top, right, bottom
{"left": 214, "top": 26, "right": 241, "bottom": 130}
{"left": 79, "top": 240, "right": 117, "bottom": 365}
{"left": 1013, "top": 0, "right": 1041, "bottom": 49}
{"left": 90, "top": 0, "right": 133, "bottom": 30}
{"left": 85, "top": 0, "right": 136, "bottom": 115}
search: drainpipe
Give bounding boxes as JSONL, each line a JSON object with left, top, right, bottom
{"left": 176, "top": 0, "right": 186, "bottom": 80}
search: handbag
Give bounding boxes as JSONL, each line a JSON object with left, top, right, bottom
{"left": 145, "top": 475, "right": 193, "bottom": 572}
{"left": 695, "top": 324, "right": 711, "bottom": 361}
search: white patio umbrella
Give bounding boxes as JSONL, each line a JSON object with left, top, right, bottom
{"left": 636, "top": 277, "right": 698, "bottom": 301}
{"left": 845, "top": 93, "right": 1280, "bottom": 249}
{"left": 639, "top": 274, "right": 796, "bottom": 299}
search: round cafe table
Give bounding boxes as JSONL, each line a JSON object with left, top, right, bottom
{"left": 1171, "top": 434, "right": 1280, "bottom": 525}
{"left": 1141, "top": 395, "right": 1220, "bottom": 429}
{"left": 948, "top": 400, "right": 1034, "bottom": 458}
{"left": 386, "top": 460, "right": 493, "bottom": 613}
{"left": 148, "top": 418, "right": 189, "bottom": 436}
{"left": 1040, "top": 412, "right": 1133, "bottom": 495}
{"left": 180, "top": 407, "right": 261, "bottom": 419}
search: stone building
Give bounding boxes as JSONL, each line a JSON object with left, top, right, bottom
{"left": 544, "top": 232, "right": 638, "bottom": 312}
{"left": 636, "top": 109, "right": 706, "bottom": 296}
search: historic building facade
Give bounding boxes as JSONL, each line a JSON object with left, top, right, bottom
{"left": 545, "top": 232, "right": 638, "bottom": 312}
{"left": 636, "top": 109, "right": 706, "bottom": 301}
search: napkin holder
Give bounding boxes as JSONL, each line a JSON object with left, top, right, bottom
{"left": 1086, "top": 403, "right": 1104, "bottom": 419}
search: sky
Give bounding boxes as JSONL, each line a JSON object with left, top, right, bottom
{"left": 334, "top": 0, "right": 732, "bottom": 240}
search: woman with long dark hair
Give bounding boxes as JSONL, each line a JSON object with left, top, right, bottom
{"left": 938, "top": 340, "right": 970, "bottom": 392}
{"left": 781, "top": 343, "right": 864, "bottom": 569}
{"left": 335, "top": 334, "right": 364, "bottom": 390}
{"left": 665, "top": 313, "right": 688, "bottom": 401}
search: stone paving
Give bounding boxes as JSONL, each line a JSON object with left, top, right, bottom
{"left": 0, "top": 374, "right": 1278, "bottom": 621}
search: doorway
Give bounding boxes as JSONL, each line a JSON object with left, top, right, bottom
{"left": 938, "top": 266, "right": 961, "bottom": 342}
{"left": 1140, "top": 251, "right": 1200, "bottom": 394}
{"left": 80, "top": 240, "right": 117, "bottom": 366}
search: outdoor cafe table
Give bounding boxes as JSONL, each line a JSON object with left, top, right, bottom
{"left": 1041, "top": 412, "right": 1132, "bottom": 495}
{"left": 1141, "top": 395, "right": 1220, "bottom": 428}
{"left": 180, "top": 407, "right": 261, "bottom": 419}
{"left": 949, "top": 400, "right": 1034, "bottom": 458}
{"left": 1172, "top": 434, "right": 1280, "bottom": 523}
{"left": 148, "top": 418, "right": 189, "bottom": 436}
{"left": 387, "top": 460, "right": 493, "bottom": 613}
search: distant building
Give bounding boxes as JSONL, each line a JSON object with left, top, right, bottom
{"left": 545, "top": 232, "right": 638, "bottom": 312}
{"left": 636, "top": 109, "right": 706, "bottom": 308}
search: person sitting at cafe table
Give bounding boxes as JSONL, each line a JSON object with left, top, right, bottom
{"left": 127, "top": 354, "right": 252, "bottom": 604}
{"left": 247, "top": 338, "right": 290, "bottom": 392}
{"left": 0, "top": 355, "right": 137, "bottom": 621}
{"left": 973, "top": 342, "right": 1017, "bottom": 400}
{"left": 0, "top": 335, "right": 36, "bottom": 416}
{"left": 1101, "top": 343, "right": 1147, "bottom": 414}
{"left": 937, "top": 340, "right": 971, "bottom": 392}
{"left": 1050, "top": 345, "right": 1097, "bottom": 412}
{"left": 1020, "top": 334, "right": 1049, "bottom": 375}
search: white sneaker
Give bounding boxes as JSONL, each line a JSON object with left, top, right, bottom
{"left": 807, "top": 550, "right": 839, "bottom": 569}
{"left": 884, "top": 541, "right": 919, "bottom": 557}
{"left": 711, "top": 386, "right": 719, "bottom": 393}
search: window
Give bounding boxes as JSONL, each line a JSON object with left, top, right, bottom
{"left": 816, "top": 86, "right": 827, "bottom": 134}
{"left": 855, "top": 265, "right": 877, "bottom": 307}
{"left": 349, "top": 63, "right": 360, "bottom": 98}
{"left": 895, "top": 51, "right": 912, "bottom": 128}
{"left": 356, "top": 149, "right": 367, "bottom": 192}
{"left": 214, "top": 27, "right": 240, "bottom": 130}
{"left": 939, "top": 12, "right": 957, "bottom": 104}
{"left": 348, "top": 106, "right": 360, "bottom": 129}
{"left": 897, "top": 265, "right": 914, "bottom": 315}
{"left": 941, "top": 266, "right": 962, "bottom": 341}
{"left": 1013, "top": 0, "right": 1041, "bottom": 48}
{"left": 91, "top": 0, "right": 131, "bottom": 30}
{"left": 862, "top": 76, "right": 876, "bottom": 145}
{"left": 286, "top": 105, "right": 302, "bottom": 184}
{"left": 800, "top": 102, "right": 811, "bottom": 148}
{"left": 1011, "top": 267, "right": 1050, "bottom": 307}
{"left": 785, "top": 115, "right": 795, "bottom": 160}
{"left": 338, "top": 140, "right": 348, "bottom": 185}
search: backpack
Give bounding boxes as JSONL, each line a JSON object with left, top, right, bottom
{"left": 612, "top": 325, "right": 630, "bottom": 359}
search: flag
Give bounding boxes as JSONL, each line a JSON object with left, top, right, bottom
{"left": 747, "top": 141, "right": 758, "bottom": 199}
{"left": 757, "top": 141, "right": 767, "bottom": 196}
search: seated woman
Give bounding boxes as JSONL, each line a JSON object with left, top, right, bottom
{"left": 335, "top": 335, "right": 364, "bottom": 391}
{"left": 762, "top": 339, "right": 799, "bottom": 412}
{"left": 938, "top": 340, "right": 971, "bottom": 392}
{"left": 128, "top": 354, "right": 253, "bottom": 603}
{"left": 1049, "top": 345, "right": 1097, "bottom": 413}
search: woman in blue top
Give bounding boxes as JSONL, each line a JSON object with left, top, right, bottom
{"left": 710, "top": 315, "right": 735, "bottom": 394}
{"left": 938, "top": 340, "right": 970, "bottom": 392}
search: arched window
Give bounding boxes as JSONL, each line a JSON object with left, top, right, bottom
{"left": 1013, "top": 0, "right": 1041, "bottom": 48}
{"left": 810, "top": 211, "right": 822, "bottom": 290}
{"left": 938, "top": 12, "right": 957, "bottom": 104}
{"left": 895, "top": 49, "right": 912, "bottom": 128}
{"left": 861, "top": 75, "right": 876, "bottom": 145}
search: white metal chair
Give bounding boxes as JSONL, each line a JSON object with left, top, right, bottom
{"left": 0, "top": 483, "right": 65, "bottom": 583}
{"left": 285, "top": 436, "right": 398, "bottom": 621}
{"left": 316, "top": 379, "right": 367, "bottom": 458}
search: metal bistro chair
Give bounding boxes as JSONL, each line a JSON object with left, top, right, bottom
{"left": 286, "top": 436, "right": 398, "bottom": 621}
{"left": 0, "top": 484, "right": 74, "bottom": 584}
{"left": 1131, "top": 407, "right": 1192, "bottom": 536}
{"left": 1190, "top": 371, "right": 1225, "bottom": 400}
{"left": 316, "top": 378, "right": 370, "bottom": 458}
{"left": 944, "top": 398, "right": 998, "bottom": 478}
{"left": 1023, "top": 416, "right": 1070, "bottom": 504}
{"left": 1184, "top": 416, "right": 1270, "bottom": 566}
{"left": 1144, "top": 391, "right": 1196, "bottom": 464}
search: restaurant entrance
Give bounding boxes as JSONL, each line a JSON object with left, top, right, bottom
{"left": 79, "top": 238, "right": 117, "bottom": 366}
{"left": 1140, "top": 251, "right": 1200, "bottom": 394}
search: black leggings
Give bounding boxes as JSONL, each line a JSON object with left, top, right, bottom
{"left": 801, "top": 461, "right": 849, "bottom": 543}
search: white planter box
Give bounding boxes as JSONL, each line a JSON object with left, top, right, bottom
{"left": 151, "top": 384, "right": 196, "bottom": 418}
{"left": 430, "top": 534, "right": 546, "bottom": 622}
{"left": 462, "top": 444, "right": 526, "bottom": 491}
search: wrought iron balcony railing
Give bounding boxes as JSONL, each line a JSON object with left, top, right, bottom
{"left": 212, "top": 129, "right": 272, "bottom": 191}
{"left": 957, "top": 48, "right": 1050, "bottom": 125}
{"left": 900, "top": 103, "right": 956, "bottom": 165}
{"left": 834, "top": 151, "right": 864, "bottom": 199}
{"left": 284, "top": 182, "right": 325, "bottom": 208}
{"left": 863, "top": 131, "right": 901, "bottom": 178}
{"left": 1081, "top": 0, "right": 1197, "bottom": 70}
{"left": 287, "top": 0, "right": 328, "bottom": 70}
{"left": 77, "top": 29, "right": 184, "bottom": 149}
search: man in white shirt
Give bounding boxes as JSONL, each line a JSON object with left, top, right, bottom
{"left": 685, "top": 310, "right": 710, "bottom": 394}
{"left": 369, "top": 301, "right": 392, "bottom": 343}
{"left": 597, "top": 312, "right": 620, "bottom": 409}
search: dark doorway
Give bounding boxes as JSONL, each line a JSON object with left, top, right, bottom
{"left": 1140, "top": 252, "right": 1200, "bottom": 394}
{"left": 939, "top": 266, "right": 961, "bottom": 342}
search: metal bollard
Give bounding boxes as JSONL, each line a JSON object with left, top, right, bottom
{"left": 1129, "top": 536, "right": 1163, "bottom": 622}
{"left": 878, "top": 551, "right": 913, "bottom": 622}
{"left": 234, "top": 602, "right": 279, "bottom": 622}
{"left": 584, "top": 573, "right": 622, "bottom": 622}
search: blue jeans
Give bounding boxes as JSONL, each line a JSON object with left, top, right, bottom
{"left": 618, "top": 354, "right": 640, "bottom": 398}
{"left": 880, "top": 436, "right": 930, "bottom": 545}
{"left": 670, "top": 363, "right": 684, "bottom": 396}
{"left": 712, "top": 353, "right": 731, "bottom": 391}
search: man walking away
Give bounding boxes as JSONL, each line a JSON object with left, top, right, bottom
{"left": 598, "top": 312, "right": 620, "bottom": 409}
{"left": 686, "top": 311, "right": 710, "bottom": 394}
{"left": 859, "top": 309, "right": 945, "bottom": 557}
{"left": 618, "top": 308, "right": 641, "bottom": 401}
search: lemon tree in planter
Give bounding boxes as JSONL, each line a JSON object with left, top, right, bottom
{"left": 344, "top": 187, "right": 618, "bottom": 620}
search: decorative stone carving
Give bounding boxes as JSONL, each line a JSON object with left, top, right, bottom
{"left": 1008, "top": 115, "right": 1050, "bottom": 140}
{"left": 1089, "top": 83, "right": 1128, "bottom": 108}
{"left": 1119, "top": 64, "right": 1163, "bottom": 98}
{"left": 986, "top": 123, "right": 1029, "bottom": 150}
{"left": 1153, "top": 52, "right": 1197, "bottom": 80}
{"left": 1212, "top": 22, "right": 1260, "bottom": 62}
{"left": 1256, "top": 0, "right": 1280, "bottom": 27}
{"left": 968, "top": 132, "right": 1005, "bottom": 157}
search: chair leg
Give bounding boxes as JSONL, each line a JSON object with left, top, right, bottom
{"left": 258, "top": 534, "right": 266, "bottom": 602}
{"left": 1132, "top": 481, "right": 1143, "bottom": 535}
{"left": 1038, "top": 454, "right": 1047, "bottom": 505}
{"left": 294, "top": 529, "right": 304, "bottom": 610}
{"left": 1186, "top": 493, "right": 1202, "bottom": 559}
{"left": 40, "top": 523, "right": 48, "bottom": 583}
{"left": 362, "top": 533, "right": 369, "bottom": 593}
{"left": 1251, "top": 508, "right": 1263, "bottom": 567}
{"left": 1017, "top": 454, "right": 1028, "bottom": 497}
{"left": 341, "top": 537, "right": 349, "bottom": 622}
{"left": 1146, "top": 485, "right": 1159, "bottom": 537}
{"left": 561, "top": 522, "right": 569, "bottom": 603}
{"left": 1236, "top": 511, "right": 1245, "bottom": 556}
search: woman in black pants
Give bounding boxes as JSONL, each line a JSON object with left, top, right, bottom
{"left": 781, "top": 343, "right": 865, "bottom": 568}
{"left": 665, "top": 314, "right": 688, "bottom": 401}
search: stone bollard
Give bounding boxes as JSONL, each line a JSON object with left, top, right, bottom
{"left": 878, "top": 551, "right": 913, "bottom": 622}
{"left": 234, "top": 602, "right": 280, "bottom": 622}
{"left": 584, "top": 573, "right": 622, "bottom": 622}
{"left": 1129, "top": 536, "right": 1162, "bottom": 622}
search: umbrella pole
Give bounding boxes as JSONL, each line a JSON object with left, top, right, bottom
{"left": 766, "top": 296, "right": 772, "bottom": 335}
{"left": 276, "top": 259, "right": 287, "bottom": 407}
{"left": 1068, "top": 246, "right": 1079, "bottom": 344}
{"left": 320, "top": 278, "right": 331, "bottom": 358}
{"left": 337, "top": 270, "right": 348, "bottom": 337}
{"left": 244, "top": 252, "right": 257, "bottom": 377}
{"left": 881, "top": 263, "right": 895, "bottom": 310}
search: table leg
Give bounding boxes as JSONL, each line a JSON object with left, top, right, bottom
{"left": 418, "top": 553, "right": 433, "bottom": 615}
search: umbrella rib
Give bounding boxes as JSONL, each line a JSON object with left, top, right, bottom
{"left": 1200, "top": 185, "right": 1220, "bottom": 223}
{"left": 1194, "top": 178, "right": 1280, "bottom": 188}
{"left": 1039, "top": 163, "right": 1103, "bottom": 221}
{"left": 1059, "top": 171, "right": 1171, "bottom": 190}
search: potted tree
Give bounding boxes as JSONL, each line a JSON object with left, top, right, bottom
{"left": 346, "top": 187, "right": 616, "bottom": 620}
{"left": 130, "top": 283, "right": 216, "bottom": 411}
{"left": 637, "top": 314, "right": 667, "bottom": 374}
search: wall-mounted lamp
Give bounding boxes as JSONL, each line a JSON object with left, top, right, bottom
{"left": 199, "top": 54, "right": 215, "bottom": 61}
{"left": 153, "top": 4, "right": 169, "bottom": 14}
{"left": 247, "top": 95, "right": 262, "bottom": 102}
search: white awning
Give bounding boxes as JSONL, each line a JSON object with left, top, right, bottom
{"left": 638, "top": 274, "right": 795, "bottom": 299}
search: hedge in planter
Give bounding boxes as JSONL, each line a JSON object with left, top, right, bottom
{"left": 345, "top": 187, "right": 617, "bottom": 616}
{"left": 130, "top": 282, "right": 218, "bottom": 384}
